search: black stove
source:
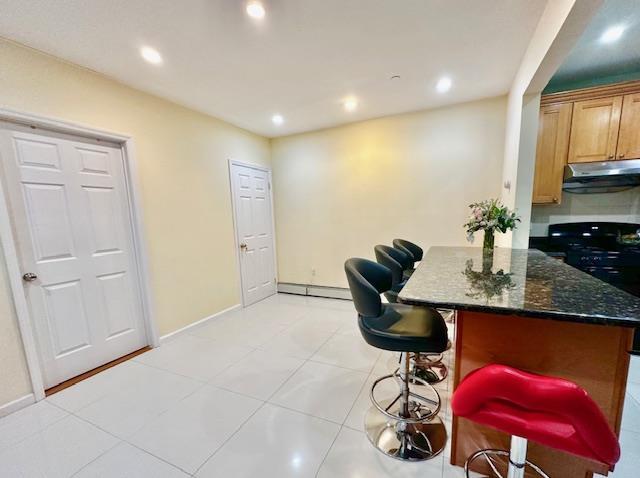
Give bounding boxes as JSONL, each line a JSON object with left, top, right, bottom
{"left": 541, "top": 222, "right": 640, "bottom": 353}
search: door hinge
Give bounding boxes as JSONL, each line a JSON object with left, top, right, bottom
{"left": 268, "top": 182, "right": 271, "bottom": 191}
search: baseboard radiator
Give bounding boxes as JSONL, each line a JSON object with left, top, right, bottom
{"left": 277, "top": 282, "right": 352, "bottom": 301}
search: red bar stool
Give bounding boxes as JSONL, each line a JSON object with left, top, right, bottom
{"left": 451, "top": 364, "right": 621, "bottom": 478}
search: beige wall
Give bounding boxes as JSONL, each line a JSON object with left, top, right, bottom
{"left": 271, "top": 96, "right": 507, "bottom": 288}
{"left": 0, "top": 245, "right": 32, "bottom": 407}
{"left": 0, "top": 39, "right": 270, "bottom": 406}
{"left": 498, "top": 0, "right": 579, "bottom": 247}
{"left": 512, "top": 93, "right": 541, "bottom": 248}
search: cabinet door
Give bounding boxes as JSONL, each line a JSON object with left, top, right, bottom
{"left": 568, "top": 96, "right": 622, "bottom": 163}
{"left": 532, "top": 103, "right": 572, "bottom": 204}
{"left": 617, "top": 93, "right": 640, "bottom": 160}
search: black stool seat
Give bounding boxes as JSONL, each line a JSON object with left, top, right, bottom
{"left": 345, "top": 257, "right": 448, "bottom": 354}
{"left": 359, "top": 304, "right": 448, "bottom": 353}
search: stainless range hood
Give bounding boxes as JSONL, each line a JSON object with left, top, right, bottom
{"left": 563, "top": 159, "right": 640, "bottom": 193}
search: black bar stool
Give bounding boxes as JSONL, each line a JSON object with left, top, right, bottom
{"left": 373, "top": 245, "right": 409, "bottom": 303}
{"left": 393, "top": 238, "right": 423, "bottom": 280}
{"left": 345, "top": 258, "right": 448, "bottom": 461}
{"left": 373, "top": 245, "right": 449, "bottom": 384}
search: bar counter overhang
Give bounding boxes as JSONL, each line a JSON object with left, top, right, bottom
{"left": 398, "top": 246, "right": 640, "bottom": 477}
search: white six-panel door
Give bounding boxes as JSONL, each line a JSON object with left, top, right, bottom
{"left": 0, "top": 126, "right": 147, "bottom": 388}
{"left": 230, "top": 162, "right": 276, "bottom": 306}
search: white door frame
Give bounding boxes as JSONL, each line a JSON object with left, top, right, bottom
{"left": 227, "top": 158, "right": 278, "bottom": 306}
{"left": 0, "top": 107, "right": 160, "bottom": 401}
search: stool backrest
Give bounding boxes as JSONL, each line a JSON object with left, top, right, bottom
{"left": 393, "top": 239, "right": 424, "bottom": 263}
{"left": 344, "top": 258, "right": 391, "bottom": 318}
{"left": 374, "top": 245, "right": 408, "bottom": 286}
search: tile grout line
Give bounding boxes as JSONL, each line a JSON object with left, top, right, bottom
{"left": 67, "top": 408, "right": 193, "bottom": 475}
{"left": 262, "top": 315, "right": 339, "bottom": 401}
{"left": 260, "top": 401, "right": 346, "bottom": 427}
{"left": 68, "top": 437, "right": 122, "bottom": 477}
{"left": 0, "top": 296, "right": 372, "bottom": 476}
{"left": 192, "top": 400, "right": 269, "bottom": 476}
{"left": 124, "top": 440, "right": 197, "bottom": 476}
{"left": 185, "top": 299, "right": 350, "bottom": 475}
{"left": 260, "top": 306, "right": 373, "bottom": 477}
{"left": 108, "top": 375, "right": 274, "bottom": 475}
{"left": 314, "top": 424, "right": 344, "bottom": 478}
{"left": 58, "top": 361, "right": 217, "bottom": 477}
{"left": 0, "top": 402, "right": 71, "bottom": 456}
{"left": 68, "top": 408, "right": 197, "bottom": 476}
{"left": 94, "top": 299, "right": 334, "bottom": 475}
{"left": 312, "top": 352, "right": 387, "bottom": 474}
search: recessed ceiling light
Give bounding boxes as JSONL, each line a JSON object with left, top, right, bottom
{"left": 140, "top": 46, "right": 162, "bottom": 65}
{"left": 600, "top": 25, "right": 625, "bottom": 44}
{"left": 436, "top": 76, "right": 452, "bottom": 93}
{"left": 343, "top": 97, "right": 358, "bottom": 112}
{"left": 272, "top": 114, "right": 284, "bottom": 125}
{"left": 246, "top": 1, "right": 266, "bottom": 19}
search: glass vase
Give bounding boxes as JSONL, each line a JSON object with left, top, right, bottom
{"left": 483, "top": 229, "right": 495, "bottom": 259}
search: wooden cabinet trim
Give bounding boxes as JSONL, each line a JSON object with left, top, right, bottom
{"left": 541, "top": 79, "right": 640, "bottom": 106}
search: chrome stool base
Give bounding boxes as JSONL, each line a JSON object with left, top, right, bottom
{"left": 364, "top": 404, "right": 447, "bottom": 461}
{"left": 365, "top": 352, "right": 446, "bottom": 462}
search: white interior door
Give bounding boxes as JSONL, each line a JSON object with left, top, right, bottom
{"left": 0, "top": 125, "right": 147, "bottom": 388}
{"left": 230, "top": 162, "right": 276, "bottom": 306}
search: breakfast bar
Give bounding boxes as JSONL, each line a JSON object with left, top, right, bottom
{"left": 399, "top": 246, "right": 640, "bottom": 477}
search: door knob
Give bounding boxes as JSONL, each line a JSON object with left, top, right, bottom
{"left": 608, "top": 154, "right": 614, "bottom": 159}
{"left": 240, "top": 243, "right": 247, "bottom": 250}
{"left": 22, "top": 272, "right": 38, "bottom": 282}
{"left": 619, "top": 153, "right": 625, "bottom": 159}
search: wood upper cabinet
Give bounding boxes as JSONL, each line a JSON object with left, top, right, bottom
{"left": 532, "top": 103, "right": 572, "bottom": 205}
{"left": 533, "top": 81, "right": 640, "bottom": 205}
{"left": 617, "top": 93, "right": 640, "bottom": 160}
{"left": 568, "top": 96, "right": 622, "bottom": 163}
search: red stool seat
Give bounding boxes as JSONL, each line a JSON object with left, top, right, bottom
{"left": 451, "top": 364, "right": 621, "bottom": 467}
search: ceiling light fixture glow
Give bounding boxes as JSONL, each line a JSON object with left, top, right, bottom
{"left": 272, "top": 114, "right": 284, "bottom": 125}
{"left": 246, "top": 1, "right": 266, "bottom": 19}
{"left": 140, "top": 46, "right": 163, "bottom": 65}
{"left": 343, "top": 97, "right": 358, "bottom": 112}
{"left": 436, "top": 76, "right": 452, "bottom": 93}
{"left": 600, "top": 25, "right": 625, "bottom": 43}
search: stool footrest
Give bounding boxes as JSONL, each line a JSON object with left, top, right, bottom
{"left": 464, "top": 448, "right": 549, "bottom": 478}
{"left": 369, "top": 371, "right": 441, "bottom": 423}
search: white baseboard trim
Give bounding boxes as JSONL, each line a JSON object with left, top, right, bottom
{"left": 0, "top": 393, "right": 36, "bottom": 418}
{"left": 159, "top": 304, "right": 242, "bottom": 344}
{"left": 277, "top": 282, "right": 352, "bottom": 301}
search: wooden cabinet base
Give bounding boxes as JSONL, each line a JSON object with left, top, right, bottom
{"left": 450, "top": 311, "right": 632, "bottom": 477}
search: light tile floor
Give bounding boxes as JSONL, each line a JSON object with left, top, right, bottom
{"left": 0, "top": 293, "right": 638, "bottom": 477}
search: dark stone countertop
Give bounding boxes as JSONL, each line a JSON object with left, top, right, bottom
{"left": 398, "top": 246, "right": 640, "bottom": 327}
